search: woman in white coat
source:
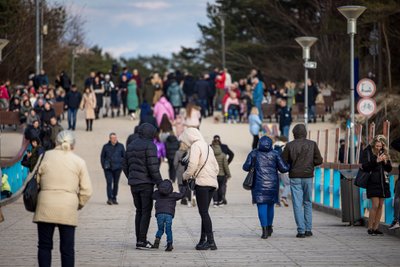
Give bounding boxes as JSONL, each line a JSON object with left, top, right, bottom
{"left": 180, "top": 128, "right": 219, "bottom": 250}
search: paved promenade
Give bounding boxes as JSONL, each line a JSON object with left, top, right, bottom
{"left": 0, "top": 115, "right": 399, "bottom": 266}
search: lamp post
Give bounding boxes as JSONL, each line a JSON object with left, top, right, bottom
{"left": 338, "top": 5, "right": 366, "bottom": 165}
{"left": 295, "top": 36, "right": 318, "bottom": 130}
{"left": 70, "top": 43, "right": 79, "bottom": 85}
{"left": 35, "top": 0, "right": 40, "bottom": 75}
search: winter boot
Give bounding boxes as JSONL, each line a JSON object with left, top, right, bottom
{"left": 207, "top": 232, "right": 217, "bottom": 250}
{"left": 267, "top": 226, "right": 273, "bottom": 237}
{"left": 152, "top": 237, "right": 160, "bottom": 249}
{"left": 165, "top": 242, "right": 173, "bottom": 252}
{"left": 89, "top": 120, "right": 93, "bottom": 131}
{"left": 85, "top": 119, "right": 89, "bottom": 131}
{"left": 195, "top": 233, "right": 207, "bottom": 250}
{"left": 261, "top": 227, "right": 268, "bottom": 239}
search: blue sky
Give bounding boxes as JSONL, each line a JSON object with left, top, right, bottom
{"left": 50, "top": 0, "right": 214, "bottom": 59}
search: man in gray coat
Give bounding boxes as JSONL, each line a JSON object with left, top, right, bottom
{"left": 282, "top": 124, "right": 323, "bottom": 238}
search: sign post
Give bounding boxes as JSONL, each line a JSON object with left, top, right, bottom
{"left": 356, "top": 78, "right": 376, "bottom": 144}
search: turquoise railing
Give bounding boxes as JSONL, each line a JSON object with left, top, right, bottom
{"left": 313, "top": 164, "right": 397, "bottom": 225}
{"left": 1, "top": 159, "right": 29, "bottom": 200}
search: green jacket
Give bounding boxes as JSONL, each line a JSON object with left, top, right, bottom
{"left": 212, "top": 145, "right": 231, "bottom": 178}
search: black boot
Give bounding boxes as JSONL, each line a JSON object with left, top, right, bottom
{"left": 267, "top": 226, "right": 273, "bottom": 237}
{"left": 89, "top": 119, "right": 93, "bottom": 131}
{"left": 165, "top": 242, "right": 173, "bottom": 252}
{"left": 206, "top": 232, "right": 217, "bottom": 250}
{"left": 195, "top": 233, "right": 207, "bottom": 250}
{"left": 85, "top": 119, "right": 89, "bottom": 131}
{"left": 152, "top": 237, "right": 160, "bottom": 249}
{"left": 261, "top": 227, "right": 268, "bottom": 239}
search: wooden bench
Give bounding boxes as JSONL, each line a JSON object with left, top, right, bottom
{"left": 262, "top": 103, "right": 277, "bottom": 122}
{"left": 53, "top": 101, "right": 64, "bottom": 119}
{"left": 0, "top": 111, "right": 20, "bottom": 130}
{"left": 291, "top": 103, "right": 304, "bottom": 121}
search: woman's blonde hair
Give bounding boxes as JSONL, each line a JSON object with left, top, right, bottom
{"left": 56, "top": 130, "right": 76, "bottom": 151}
{"left": 371, "top": 134, "right": 389, "bottom": 157}
{"left": 250, "top": 106, "right": 259, "bottom": 115}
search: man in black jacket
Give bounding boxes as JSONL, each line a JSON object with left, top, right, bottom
{"left": 194, "top": 74, "right": 212, "bottom": 118}
{"left": 64, "top": 84, "right": 81, "bottom": 131}
{"left": 101, "top": 133, "right": 125, "bottom": 205}
{"left": 389, "top": 137, "right": 400, "bottom": 230}
{"left": 213, "top": 135, "right": 234, "bottom": 164}
{"left": 123, "top": 123, "right": 163, "bottom": 249}
{"left": 282, "top": 124, "right": 323, "bottom": 238}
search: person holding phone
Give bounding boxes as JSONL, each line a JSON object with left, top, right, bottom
{"left": 360, "top": 135, "right": 392, "bottom": 236}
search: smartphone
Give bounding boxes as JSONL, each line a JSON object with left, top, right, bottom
{"left": 379, "top": 149, "right": 384, "bottom": 156}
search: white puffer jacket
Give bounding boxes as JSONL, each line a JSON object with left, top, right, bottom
{"left": 180, "top": 128, "right": 219, "bottom": 189}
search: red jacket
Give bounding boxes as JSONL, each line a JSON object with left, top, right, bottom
{"left": 215, "top": 72, "right": 226, "bottom": 90}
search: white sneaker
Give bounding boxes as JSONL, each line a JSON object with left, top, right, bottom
{"left": 389, "top": 222, "right": 400, "bottom": 230}
{"left": 213, "top": 203, "right": 219, "bottom": 208}
{"left": 191, "top": 197, "right": 197, "bottom": 207}
{"left": 187, "top": 202, "right": 192, "bottom": 208}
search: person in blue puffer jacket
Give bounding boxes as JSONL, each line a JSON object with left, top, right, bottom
{"left": 243, "top": 136, "right": 289, "bottom": 239}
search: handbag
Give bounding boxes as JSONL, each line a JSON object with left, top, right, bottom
{"left": 243, "top": 154, "right": 256, "bottom": 190}
{"left": 23, "top": 152, "right": 45, "bottom": 212}
{"left": 187, "top": 145, "right": 209, "bottom": 191}
{"left": 354, "top": 150, "right": 371, "bottom": 189}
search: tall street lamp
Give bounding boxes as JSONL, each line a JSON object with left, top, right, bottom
{"left": 338, "top": 5, "right": 366, "bottom": 165}
{"left": 295, "top": 36, "right": 318, "bottom": 130}
{"left": 35, "top": 0, "right": 41, "bottom": 75}
{"left": 220, "top": 13, "right": 226, "bottom": 70}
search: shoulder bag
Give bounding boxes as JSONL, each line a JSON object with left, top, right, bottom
{"left": 187, "top": 145, "right": 209, "bottom": 191}
{"left": 243, "top": 153, "right": 256, "bottom": 190}
{"left": 354, "top": 150, "right": 371, "bottom": 189}
{"left": 23, "top": 152, "right": 45, "bottom": 212}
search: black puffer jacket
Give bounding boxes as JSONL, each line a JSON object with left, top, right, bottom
{"left": 152, "top": 179, "right": 186, "bottom": 217}
{"left": 282, "top": 124, "right": 323, "bottom": 178}
{"left": 122, "top": 123, "right": 162, "bottom": 186}
{"left": 101, "top": 141, "right": 125, "bottom": 171}
{"left": 361, "top": 145, "right": 392, "bottom": 199}
{"left": 165, "top": 135, "right": 180, "bottom": 160}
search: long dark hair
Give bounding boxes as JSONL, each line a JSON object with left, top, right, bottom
{"left": 159, "top": 114, "right": 172, "bottom": 132}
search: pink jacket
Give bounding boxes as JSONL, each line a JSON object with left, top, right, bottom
{"left": 0, "top": 86, "right": 9, "bottom": 100}
{"left": 224, "top": 97, "right": 240, "bottom": 113}
{"left": 153, "top": 96, "right": 174, "bottom": 126}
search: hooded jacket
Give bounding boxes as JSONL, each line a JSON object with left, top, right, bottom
{"left": 180, "top": 128, "right": 219, "bottom": 188}
{"left": 122, "top": 123, "right": 162, "bottom": 186}
{"left": 152, "top": 179, "right": 186, "bottom": 217}
{"left": 153, "top": 97, "right": 174, "bottom": 126}
{"left": 165, "top": 135, "right": 180, "bottom": 160}
{"left": 282, "top": 124, "right": 323, "bottom": 178}
{"left": 243, "top": 136, "right": 289, "bottom": 204}
{"left": 212, "top": 144, "right": 231, "bottom": 177}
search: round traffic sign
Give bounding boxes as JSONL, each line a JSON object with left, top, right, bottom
{"left": 357, "top": 98, "right": 376, "bottom": 117}
{"left": 357, "top": 78, "right": 376, "bottom": 98}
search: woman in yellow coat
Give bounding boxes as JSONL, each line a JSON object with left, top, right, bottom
{"left": 33, "top": 130, "right": 92, "bottom": 267}
{"left": 80, "top": 87, "right": 97, "bottom": 131}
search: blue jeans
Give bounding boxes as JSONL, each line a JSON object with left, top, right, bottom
{"left": 67, "top": 108, "right": 78, "bottom": 130}
{"left": 282, "top": 125, "right": 290, "bottom": 139}
{"left": 198, "top": 99, "right": 208, "bottom": 117}
{"left": 254, "top": 102, "right": 263, "bottom": 121}
{"left": 156, "top": 213, "right": 173, "bottom": 243}
{"left": 228, "top": 108, "right": 239, "bottom": 121}
{"left": 37, "top": 222, "right": 75, "bottom": 267}
{"left": 104, "top": 169, "right": 122, "bottom": 201}
{"left": 257, "top": 203, "right": 274, "bottom": 227}
{"left": 290, "top": 178, "right": 313, "bottom": 234}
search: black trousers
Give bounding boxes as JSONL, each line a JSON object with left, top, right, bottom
{"left": 37, "top": 222, "right": 75, "bottom": 267}
{"left": 213, "top": 176, "right": 227, "bottom": 203}
{"left": 195, "top": 185, "right": 215, "bottom": 241}
{"left": 167, "top": 158, "right": 176, "bottom": 183}
{"left": 252, "top": 134, "right": 260, "bottom": 150}
{"left": 130, "top": 184, "right": 154, "bottom": 243}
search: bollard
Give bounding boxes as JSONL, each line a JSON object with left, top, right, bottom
{"left": 385, "top": 175, "right": 395, "bottom": 224}
{"left": 0, "top": 207, "right": 4, "bottom": 222}
{"left": 314, "top": 167, "right": 322, "bottom": 203}
{"left": 333, "top": 169, "right": 341, "bottom": 209}
{"left": 323, "top": 168, "right": 331, "bottom": 207}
